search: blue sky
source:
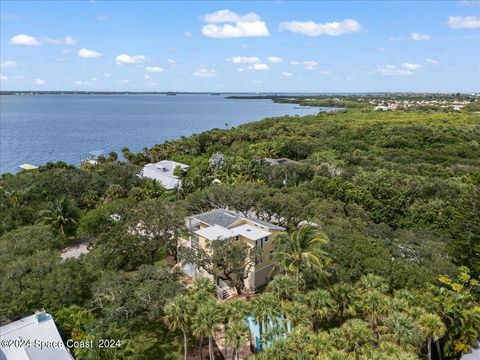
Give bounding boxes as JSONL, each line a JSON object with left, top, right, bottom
{"left": 1, "top": 0, "right": 479, "bottom": 92}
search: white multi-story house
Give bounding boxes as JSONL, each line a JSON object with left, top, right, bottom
{"left": 179, "top": 208, "right": 285, "bottom": 297}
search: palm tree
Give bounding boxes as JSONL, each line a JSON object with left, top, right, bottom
{"left": 307, "top": 289, "right": 337, "bottom": 330}
{"left": 164, "top": 295, "right": 193, "bottom": 360}
{"left": 191, "top": 277, "right": 217, "bottom": 300}
{"left": 269, "top": 275, "right": 297, "bottom": 301}
{"left": 282, "top": 301, "right": 311, "bottom": 330}
{"left": 225, "top": 319, "right": 249, "bottom": 360}
{"left": 36, "top": 196, "right": 79, "bottom": 236}
{"left": 331, "top": 283, "right": 357, "bottom": 321}
{"left": 251, "top": 293, "right": 279, "bottom": 351}
{"left": 337, "top": 319, "right": 374, "bottom": 357}
{"left": 192, "top": 298, "right": 223, "bottom": 360}
{"left": 418, "top": 313, "right": 446, "bottom": 360}
{"left": 270, "top": 224, "right": 329, "bottom": 290}
{"left": 357, "top": 274, "right": 389, "bottom": 294}
{"left": 223, "top": 299, "right": 250, "bottom": 323}
{"left": 383, "top": 311, "right": 422, "bottom": 352}
{"left": 358, "top": 289, "right": 389, "bottom": 334}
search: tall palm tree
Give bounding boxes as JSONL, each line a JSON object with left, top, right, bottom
{"left": 331, "top": 283, "right": 357, "bottom": 321}
{"left": 192, "top": 298, "right": 223, "bottom": 360}
{"left": 251, "top": 293, "right": 279, "bottom": 351}
{"left": 358, "top": 289, "right": 389, "bottom": 334}
{"left": 223, "top": 299, "right": 250, "bottom": 324}
{"left": 270, "top": 224, "right": 329, "bottom": 290}
{"left": 164, "top": 295, "right": 193, "bottom": 360}
{"left": 337, "top": 319, "right": 374, "bottom": 357}
{"left": 225, "top": 319, "right": 249, "bottom": 360}
{"left": 269, "top": 275, "right": 297, "bottom": 302}
{"left": 383, "top": 311, "right": 422, "bottom": 352}
{"left": 418, "top": 313, "right": 446, "bottom": 360}
{"left": 307, "top": 289, "right": 337, "bottom": 330}
{"left": 36, "top": 196, "right": 79, "bottom": 236}
{"left": 357, "top": 274, "right": 389, "bottom": 294}
{"left": 282, "top": 301, "right": 311, "bottom": 330}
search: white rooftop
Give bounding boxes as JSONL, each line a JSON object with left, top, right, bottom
{"left": 233, "top": 224, "right": 271, "bottom": 241}
{"left": 141, "top": 160, "right": 189, "bottom": 190}
{"left": 0, "top": 312, "right": 73, "bottom": 360}
{"left": 195, "top": 224, "right": 234, "bottom": 241}
{"left": 195, "top": 223, "right": 271, "bottom": 241}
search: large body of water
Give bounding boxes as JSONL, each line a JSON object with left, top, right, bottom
{"left": 0, "top": 94, "right": 321, "bottom": 174}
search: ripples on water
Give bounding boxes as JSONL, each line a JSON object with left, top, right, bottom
{"left": 0, "top": 94, "right": 322, "bottom": 174}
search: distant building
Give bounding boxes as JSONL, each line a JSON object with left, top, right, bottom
{"left": 141, "top": 160, "right": 189, "bottom": 190}
{"left": 264, "top": 157, "right": 294, "bottom": 166}
{"left": 0, "top": 310, "right": 73, "bottom": 360}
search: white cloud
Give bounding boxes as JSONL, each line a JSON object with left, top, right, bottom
{"left": 249, "top": 63, "right": 269, "bottom": 70}
{"left": 402, "top": 62, "right": 423, "bottom": 70}
{"left": 9, "top": 34, "right": 41, "bottom": 46}
{"left": 268, "top": 56, "right": 283, "bottom": 63}
{"left": 96, "top": 15, "right": 108, "bottom": 21}
{"left": 193, "top": 68, "right": 217, "bottom": 77}
{"left": 184, "top": 31, "right": 193, "bottom": 37}
{"left": 35, "top": 78, "right": 45, "bottom": 85}
{"left": 78, "top": 48, "right": 102, "bottom": 58}
{"left": 303, "top": 60, "right": 318, "bottom": 70}
{"left": 281, "top": 71, "right": 293, "bottom": 77}
{"left": 0, "top": 74, "right": 8, "bottom": 81}
{"left": 44, "top": 35, "right": 77, "bottom": 45}
{"left": 279, "top": 19, "right": 363, "bottom": 36}
{"left": 447, "top": 15, "right": 480, "bottom": 29}
{"left": 119, "top": 79, "right": 130, "bottom": 83}
{"left": 290, "top": 61, "right": 300, "bottom": 65}
{"left": 411, "top": 32, "right": 431, "bottom": 41}
{"left": 1, "top": 60, "right": 16, "bottom": 68}
{"left": 168, "top": 59, "right": 176, "bottom": 68}
{"left": 319, "top": 70, "right": 333, "bottom": 75}
{"left": 373, "top": 63, "right": 423, "bottom": 76}
{"left": 104, "top": 72, "right": 111, "bottom": 77}
{"left": 144, "top": 74, "right": 150, "bottom": 79}
{"left": 425, "top": 58, "right": 439, "bottom": 64}
{"left": 202, "top": 9, "right": 269, "bottom": 38}
{"left": 115, "top": 54, "right": 145, "bottom": 64}
{"left": 145, "top": 66, "right": 164, "bottom": 73}
{"left": 227, "top": 56, "right": 260, "bottom": 64}
{"left": 237, "top": 68, "right": 245, "bottom": 72}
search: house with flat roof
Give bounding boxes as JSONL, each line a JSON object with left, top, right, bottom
{"left": 0, "top": 310, "right": 73, "bottom": 360}
{"left": 181, "top": 208, "right": 285, "bottom": 296}
{"left": 141, "top": 160, "right": 189, "bottom": 190}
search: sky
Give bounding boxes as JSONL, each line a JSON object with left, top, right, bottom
{"left": 1, "top": 0, "right": 479, "bottom": 93}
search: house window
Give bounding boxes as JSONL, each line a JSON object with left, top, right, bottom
{"left": 235, "top": 235, "right": 240, "bottom": 241}
{"left": 263, "top": 236, "right": 269, "bottom": 243}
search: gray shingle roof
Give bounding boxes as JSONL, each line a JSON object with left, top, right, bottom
{"left": 190, "top": 208, "right": 285, "bottom": 231}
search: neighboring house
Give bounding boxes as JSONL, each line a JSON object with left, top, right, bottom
{"left": 0, "top": 310, "right": 73, "bottom": 360}
{"left": 141, "top": 160, "right": 189, "bottom": 190}
{"left": 180, "top": 208, "right": 285, "bottom": 295}
{"left": 264, "top": 157, "right": 294, "bottom": 166}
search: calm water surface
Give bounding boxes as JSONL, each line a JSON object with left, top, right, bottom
{"left": 0, "top": 95, "right": 321, "bottom": 173}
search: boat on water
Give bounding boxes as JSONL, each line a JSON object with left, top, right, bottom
{"left": 166, "top": 92, "right": 177, "bottom": 96}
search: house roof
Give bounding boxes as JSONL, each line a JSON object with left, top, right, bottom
{"left": 233, "top": 224, "right": 271, "bottom": 241}
{"left": 0, "top": 312, "right": 73, "bottom": 360}
{"left": 141, "top": 160, "right": 189, "bottom": 190}
{"left": 195, "top": 224, "right": 234, "bottom": 241}
{"left": 18, "top": 164, "right": 38, "bottom": 170}
{"left": 190, "top": 208, "right": 284, "bottom": 231}
{"left": 195, "top": 223, "right": 271, "bottom": 242}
